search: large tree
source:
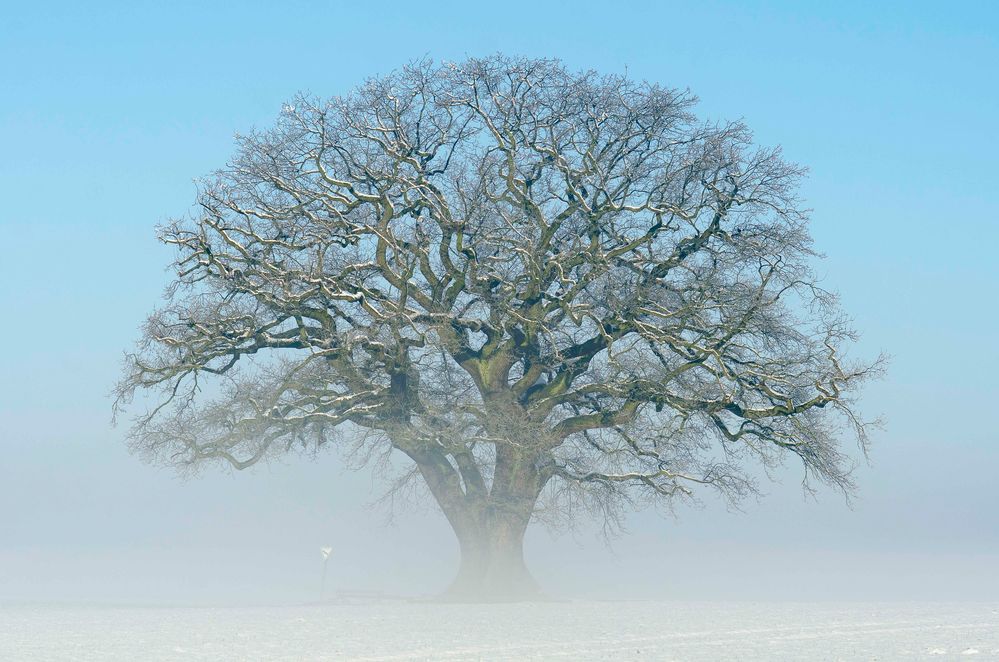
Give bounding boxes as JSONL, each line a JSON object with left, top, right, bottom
{"left": 116, "top": 56, "right": 880, "bottom": 600}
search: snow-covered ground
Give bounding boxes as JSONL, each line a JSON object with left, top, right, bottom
{"left": 2, "top": 601, "right": 997, "bottom": 660}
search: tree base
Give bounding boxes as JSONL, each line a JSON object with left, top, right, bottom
{"left": 440, "top": 555, "right": 544, "bottom": 603}
{"left": 439, "top": 582, "right": 546, "bottom": 603}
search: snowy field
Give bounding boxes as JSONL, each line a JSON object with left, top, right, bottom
{"left": 2, "top": 601, "right": 997, "bottom": 660}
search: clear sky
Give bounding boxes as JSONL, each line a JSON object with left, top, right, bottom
{"left": 2, "top": 1, "right": 997, "bottom": 603}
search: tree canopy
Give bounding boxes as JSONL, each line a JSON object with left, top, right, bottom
{"left": 116, "top": 55, "right": 881, "bottom": 599}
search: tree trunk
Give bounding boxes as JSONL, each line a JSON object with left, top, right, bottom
{"left": 408, "top": 446, "right": 547, "bottom": 601}
{"left": 444, "top": 500, "right": 540, "bottom": 601}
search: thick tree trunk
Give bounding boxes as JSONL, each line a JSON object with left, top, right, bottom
{"left": 408, "top": 445, "right": 547, "bottom": 601}
{"left": 444, "top": 501, "right": 540, "bottom": 601}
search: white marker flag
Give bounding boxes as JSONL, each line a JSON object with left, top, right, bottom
{"left": 321, "top": 546, "right": 333, "bottom": 561}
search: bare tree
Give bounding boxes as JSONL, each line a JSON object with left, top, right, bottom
{"left": 115, "top": 55, "right": 882, "bottom": 600}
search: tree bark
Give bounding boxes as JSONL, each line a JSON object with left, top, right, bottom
{"left": 409, "top": 446, "right": 547, "bottom": 601}
{"left": 444, "top": 498, "right": 540, "bottom": 601}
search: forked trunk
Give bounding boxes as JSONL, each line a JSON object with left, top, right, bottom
{"left": 410, "top": 446, "right": 547, "bottom": 601}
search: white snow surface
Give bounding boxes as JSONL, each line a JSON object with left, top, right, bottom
{"left": 2, "top": 601, "right": 997, "bottom": 660}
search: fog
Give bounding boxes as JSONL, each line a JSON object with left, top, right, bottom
{"left": 2, "top": 1, "right": 998, "bottom": 658}
{"left": 4, "top": 399, "right": 998, "bottom": 605}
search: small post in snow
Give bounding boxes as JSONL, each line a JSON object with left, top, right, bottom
{"left": 320, "top": 546, "right": 333, "bottom": 602}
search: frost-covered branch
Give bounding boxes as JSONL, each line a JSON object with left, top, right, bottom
{"left": 117, "top": 55, "right": 882, "bottom": 530}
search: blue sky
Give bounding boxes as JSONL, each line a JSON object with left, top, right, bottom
{"left": 1, "top": 1, "right": 997, "bottom": 602}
